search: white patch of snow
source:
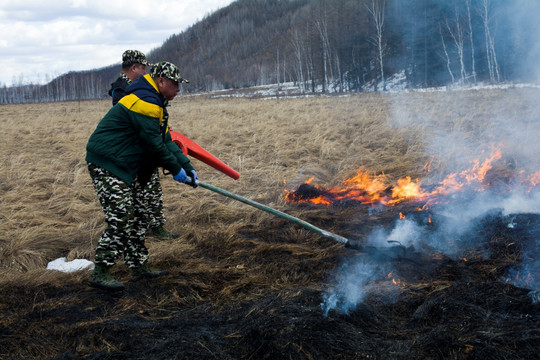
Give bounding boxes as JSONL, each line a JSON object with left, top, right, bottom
{"left": 186, "top": 72, "right": 540, "bottom": 100}
{"left": 46, "top": 257, "right": 94, "bottom": 273}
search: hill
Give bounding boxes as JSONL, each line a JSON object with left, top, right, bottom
{"left": 2, "top": 0, "right": 540, "bottom": 104}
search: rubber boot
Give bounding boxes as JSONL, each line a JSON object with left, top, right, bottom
{"left": 88, "top": 264, "right": 125, "bottom": 291}
{"left": 147, "top": 225, "right": 179, "bottom": 240}
{"left": 131, "top": 264, "right": 170, "bottom": 282}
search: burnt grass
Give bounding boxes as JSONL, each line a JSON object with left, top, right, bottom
{"left": 1, "top": 204, "right": 540, "bottom": 360}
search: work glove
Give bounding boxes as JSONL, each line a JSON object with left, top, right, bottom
{"left": 187, "top": 170, "right": 198, "bottom": 188}
{"left": 173, "top": 168, "right": 187, "bottom": 183}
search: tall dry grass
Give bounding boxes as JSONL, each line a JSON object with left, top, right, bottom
{"left": 1, "top": 87, "right": 538, "bottom": 288}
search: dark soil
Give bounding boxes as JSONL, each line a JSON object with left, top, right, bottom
{"left": 1, "top": 206, "right": 539, "bottom": 360}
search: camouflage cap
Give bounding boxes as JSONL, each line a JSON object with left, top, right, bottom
{"left": 150, "top": 61, "right": 189, "bottom": 83}
{"left": 122, "top": 50, "right": 149, "bottom": 66}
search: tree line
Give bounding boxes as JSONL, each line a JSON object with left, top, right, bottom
{"left": 2, "top": 0, "right": 538, "bottom": 104}
{"left": 0, "top": 68, "right": 116, "bottom": 104}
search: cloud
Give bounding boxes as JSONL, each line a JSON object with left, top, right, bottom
{"left": 0, "top": 0, "right": 234, "bottom": 85}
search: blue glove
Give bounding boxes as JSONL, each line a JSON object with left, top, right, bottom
{"left": 188, "top": 170, "right": 198, "bottom": 188}
{"left": 173, "top": 168, "right": 187, "bottom": 183}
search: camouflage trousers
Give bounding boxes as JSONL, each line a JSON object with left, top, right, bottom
{"left": 88, "top": 163, "right": 164, "bottom": 268}
{"left": 145, "top": 170, "right": 166, "bottom": 229}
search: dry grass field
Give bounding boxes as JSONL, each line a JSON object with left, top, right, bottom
{"left": 1, "top": 87, "right": 540, "bottom": 359}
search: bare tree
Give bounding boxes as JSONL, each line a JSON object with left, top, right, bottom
{"left": 366, "top": 0, "right": 387, "bottom": 91}
{"left": 444, "top": 2, "right": 467, "bottom": 84}
{"left": 335, "top": 52, "right": 342, "bottom": 92}
{"left": 439, "top": 22, "right": 455, "bottom": 84}
{"left": 291, "top": 30, "right": 306, "bottom": 94}
{"left": 315, "top": 9, "right": 333, "bottom": 93}
{"left": 276, "top": 48, "right": 281, "bottom": 94}
{"left": 465, "top": 0, "right": 477, "bottom": 84}
{"left": 479, "top": 0, "right": 500, "bottom": 83}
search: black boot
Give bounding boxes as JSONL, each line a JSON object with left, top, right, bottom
{"left": 147, "top": 225, "right": 179, "bottom": 240}
{"left": 131, "top": 264, "right": 169, "bottom": 282}
{"left": 88, "top": 264, "right": 125, "bottom": 291}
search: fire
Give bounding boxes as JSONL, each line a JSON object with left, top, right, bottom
{"left": 284, "top": 167, "right": 391, "bottom": 205}
{"left": 421, "top": 147, "right": 502, "bottom": 200}
{"left": 423, "top": 156, "right": 434, "bottom": 174}
{"left": 513, "top": 270, "right": 533, "bottom": 287}
{"left": 389, "top": 177, "right": 426, "bottom": 205}
{"left": 387, "top": 272, "right": 406, "bottom": 287}
{"left": 285, "top": 146, "right": 538, "bottom": 208}
{"left": 527, "top": 171, "right": 540, "bottom": 190}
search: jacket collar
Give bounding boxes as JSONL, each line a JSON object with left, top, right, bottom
{"left": 143, "top": 74, "right": 167, "bottom": 106}
{"left": 144, "top": 74, "right": 159, "bottom": 93}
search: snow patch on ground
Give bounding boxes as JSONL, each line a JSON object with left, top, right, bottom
{"left": 47, "top": 257, "right": 94, "bottom": 273}
{"left": 187, "top": 71, "right": 540, "bottom": 100}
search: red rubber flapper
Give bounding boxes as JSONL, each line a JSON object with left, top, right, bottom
{"left": 170, "top": 130, "right": 240, "bottom": 180}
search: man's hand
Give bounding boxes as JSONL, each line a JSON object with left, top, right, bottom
{"left": 188, "top": 170, "right": 198, "bottom": 188}
{"left": 173, "top": 169, "right": 187, "bottom": 183}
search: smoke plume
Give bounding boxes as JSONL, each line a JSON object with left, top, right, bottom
{"left": 322, "top": 85, "right": 540, "bottom": 314}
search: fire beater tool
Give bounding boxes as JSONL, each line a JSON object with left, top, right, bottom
{"left": 171, "top": 130, "right": 351, "bottom": 246}
{"left": 184, "top": 176, "right": 351, "bottom": 246}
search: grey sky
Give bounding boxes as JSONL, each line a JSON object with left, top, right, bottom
{"left": 0, "top": 0, "right": 235, "bottom": 86}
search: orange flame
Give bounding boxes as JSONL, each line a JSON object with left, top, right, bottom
{"left": 527, "top": 171, "right": 540, "bottom": 190}
{"left": 284, "top": 146, "right": 537, "bottom": 207}
{"left": 387, "top": 272, "right": 406, "bottom": 287}
{"left": 389, "top": 177, "right": 426, "bottom": 205}
{"left": 423, "top": 156, "right": 434, "bottom": 174}
{"left": 514, "top": 270, "right": 533, "bottom": 286}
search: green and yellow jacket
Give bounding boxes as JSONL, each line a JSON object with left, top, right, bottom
{"left": 86, "top": 74, "right": 193, "bottom": 185}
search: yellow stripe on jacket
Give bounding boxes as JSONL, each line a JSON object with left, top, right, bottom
{"left": 119, "top": 93, "right": 164, "bottom": 121}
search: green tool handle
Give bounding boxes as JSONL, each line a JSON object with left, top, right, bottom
{"left": 186, "top": 177, "right": 349, "bottom": 245}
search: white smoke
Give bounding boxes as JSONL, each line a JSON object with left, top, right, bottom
{"left": 321, "top": 259, "right": 399, "bottom": 316}
{"left": 322, "top": 185, "right": 540, "bottom": 314}
{"left": 366, "top": 218, "right": 426, "bottom": 250}
{"left": 322, "top": 84, "right": 540, "bottom": 313}
{"left": 505, "top": 217, "right": 540, "bottom": 303}
{"left": 322, "top": 0, "right": 540, "bottom": 313}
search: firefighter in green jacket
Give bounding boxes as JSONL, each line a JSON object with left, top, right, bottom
{"left": 109, "top": 50, "right": 180, "bottom": 240}
{"left": 86, "top": 61, "right": 197, "bottom": 291}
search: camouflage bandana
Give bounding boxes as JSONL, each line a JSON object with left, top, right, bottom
{"left": 122, "top": 50, "right": 149, "bottom": 66}
{"left": 150, "top": 61, "right": 189, "bottom": 83}
{"left": 120, "top": 72, "right": 132, "bottom": 85}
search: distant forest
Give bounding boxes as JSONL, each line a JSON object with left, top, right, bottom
{"left": 2, "top": 0, "right": 539, "bottom": 104}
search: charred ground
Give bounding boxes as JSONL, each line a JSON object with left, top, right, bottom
{"left": 1, "top": 203, "right": 539, "bottom": 359}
